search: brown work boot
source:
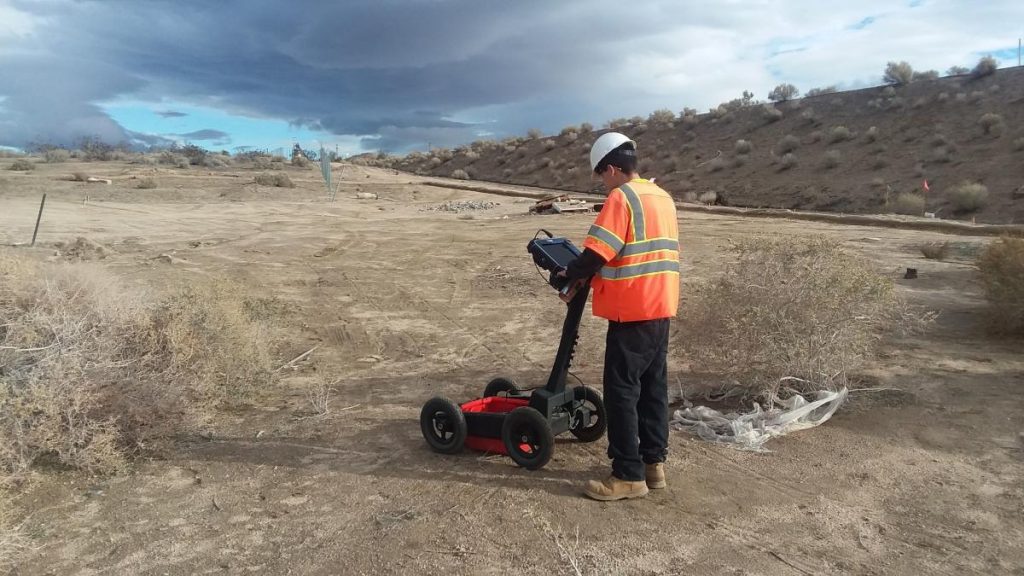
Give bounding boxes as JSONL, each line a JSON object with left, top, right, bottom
{"left": 583, "top": 475, "right": 649, "bottom": 501}
{"left": 645, "top": 463, "right": 666, "bottom": 489}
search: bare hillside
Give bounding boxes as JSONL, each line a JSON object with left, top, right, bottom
{"left": 384, "top": 66, "right": 1024, "bottom": 224}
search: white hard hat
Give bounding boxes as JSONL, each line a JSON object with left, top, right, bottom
{"left": 589, "top": 132, "right": 636, "bottom": 172}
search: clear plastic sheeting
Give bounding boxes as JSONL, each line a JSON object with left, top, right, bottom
{"left": 670, "top": 388, "right": 848, "bottom": 451}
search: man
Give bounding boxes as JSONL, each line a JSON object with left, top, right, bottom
{"left": 563, "top": 132, "right": 680, "bottom": 501}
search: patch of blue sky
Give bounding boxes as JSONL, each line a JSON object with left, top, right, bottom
{"left": 848, "top": 16, "right": 876, "bottom": 31}
{"left": 986, "top": 47, "right": 1020, "bottom": 64}
{"left": 102, "top": 101, "right": 350, "bottom": 153}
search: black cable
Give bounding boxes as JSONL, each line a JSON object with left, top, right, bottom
{"left": 532, "top": 229, "right": 553, "bottom": 285}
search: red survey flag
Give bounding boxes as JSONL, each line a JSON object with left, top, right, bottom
{"left": 922, "top": 179, "right": 930, "bottom": 193}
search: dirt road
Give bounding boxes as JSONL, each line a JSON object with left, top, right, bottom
{"left": 2, "top": 163, "right": 1022, "bottom": 575}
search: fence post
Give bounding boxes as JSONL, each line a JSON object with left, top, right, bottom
{"left": 31, "top": 193, "right": 47, "bottom": 246}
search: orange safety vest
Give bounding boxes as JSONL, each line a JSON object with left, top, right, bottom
{"left": 582, "top": 178, "right": 679, "bottom": 322}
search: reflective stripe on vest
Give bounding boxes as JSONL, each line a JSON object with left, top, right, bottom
{"left": 586, "top": 224, "right": 624, "bottom": 256}
{"left": 619, "top": 184, "right": 646, "bottom": 242}
{"left": 618, "top": 237, "right": 679, "bottom": 257}
{"left": 598, "top": 183, "right": 678, "bottom": 280}
{"left": 600, "top": 258, "right": 679, "bottom": 280}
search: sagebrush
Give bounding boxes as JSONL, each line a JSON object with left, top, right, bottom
{"left": 254, "top": 172, "right": 295, "bottom": 188}
{"left": 677, "top": 236, "right": 925, "bottom": 398}
{"left": 0, "top": 252, "right": 275, "bottom": 475}
{"left": 976, "top": 237, "right": 1024, "bottom": 335}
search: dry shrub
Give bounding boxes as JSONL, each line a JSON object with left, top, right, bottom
{"left": 977, "top": 237, "right": 1024, "bottom": 335}
{"left": 0, "top": 252, "right": 274, "bottom": 475}
{"left": 678, "top": 236, "right": 921, "bottom": 396}
{"left": 778, "top": 135, "right": 799, "bottom": 153}
{"left": 920, "top": 242, "right": 951, "bottom": 260}
{"left": 1014, "top": 138, "right": 1024, "bottom": 152}
{"left": 451, "top": 169, "right": 469, "bottom": 180}
{"left": 698, "top": 191, "right": 717, "bottom": 205}
{"left": 884, "top": 61, "right": 914, "bottom": 85}
{"left": 823, "top": 150, "right": 841, "bottom": 169}
{"left": 829, "top": 126, "right": 852, "bottom": 143}
{"left": 972, "top": 56, "right": 998, "bottom": 79}
{"left": 761, "top": 105, "right": 783, "bottom": 123}
{"left": 648, "top": 109, "right": 676, "bottom": 125}
{"left": 734, "top": 140, "right": 752, "bottom": 155}
{"left": 254, "top": 172, "right": 294, "bottom": 188}
{"left": 779, "top": 153, "right": 797, "bottom": 170}
{"left": 43, "top": 149, "right": 70, "bottom": 163}
{"left": 978, "top": 113, "right": 1004, "bottom": 137}
{"left": 7, "top": 160, "right": 33, "bottom": 172}
{"left": 136, "top": 177, "right": 157, "bottom": 189}
{"left": 865, "top": 126, "right": 879, "bottom": 142}
{"left": 948, "top": 182, "right": 988, "bottom": 213}
{"left": 892, "top": 193, "right": 925, "bottom": 215}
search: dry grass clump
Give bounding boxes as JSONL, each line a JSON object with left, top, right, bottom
{"left": 136, "top": 177, "right": 158, "bottom": 189}
{"left": 892, "top": 193, "right": 925, "bottom": 215}
{"left": 734, "top": 140, "right": 752, "bottom": 155}
{"left": 7, "top": 160, "right": 33, "bottom": 172}
{"left": 920, "top": 241, "right": 951, "bottom": 260}
{"left": 948, "top": 182, "right": 988, "bottom": 213}
{"left": 451, "top": 169, "right": 470, "bottom": 180}
{"left": 0, "top": 252, "right": 275, "bottom": 476}
{"left": 254, "top": 172, "right": 295, "bottom": 188}
{"left": 865, "top": 126, "right": 879, "bottom": 143}
{"left": 977, "top": 237, "right": 1024, "bottom": 335}
{"left": 779, "top": 153, "right": 797, "bottom": 171}
{"left": 698, "top": 191, "right": 717, "bottom": 205}
{"left": 677, "top": 236, "right": 923, "bottom": 397}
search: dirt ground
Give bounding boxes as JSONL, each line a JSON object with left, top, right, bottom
{"left": 1, "top": 161, "right": 1022, "bottom": 575}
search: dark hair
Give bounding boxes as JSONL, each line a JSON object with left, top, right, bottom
{"left": 594, "top": 143, "right": 638, "bottom": 174}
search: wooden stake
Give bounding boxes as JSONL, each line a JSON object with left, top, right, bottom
{"left": 31, "top": 193, "right": 46, "bottom": 246}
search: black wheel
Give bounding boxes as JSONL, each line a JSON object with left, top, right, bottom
{"left": 483, "top": 377, "right": 519, "bottom": 398}
{"left": 569, "top": 386, "right": 607, "bottom": 443}
{"left": 501, "top": 407, "right": 554, "bottom": 470}
{"left": 420, "top": 396, "right": 467, "bottom": 454}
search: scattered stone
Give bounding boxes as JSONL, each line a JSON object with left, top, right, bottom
{"left": 153, "top": 253, "right": 186, "bottom": 265}
{"left": 421, "top": 200, "right": 498, "bottom": 213}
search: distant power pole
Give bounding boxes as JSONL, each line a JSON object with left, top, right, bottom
{"left": 1019, "top": 38, "right": 1021, "bottom": 66}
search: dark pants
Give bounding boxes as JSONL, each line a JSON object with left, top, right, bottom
{"left": 603, "top": 318, "right": 670, "bottom": 481}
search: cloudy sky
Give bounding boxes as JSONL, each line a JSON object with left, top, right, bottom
{"left": 0, "top": 0, "right": 1020, "bottom": 154}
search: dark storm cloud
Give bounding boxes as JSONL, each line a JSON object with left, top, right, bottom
{"left": 157, "top": 111, "right": 187, "bottom": 118}
{"left": 2, "top": 1, "right": 1014, "bottom": 152}
{"left": 0, "top": 0, "right": 671, "bottom": 150}
{"left": 176, "top": 129, "right": 231, "bottom": 142}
